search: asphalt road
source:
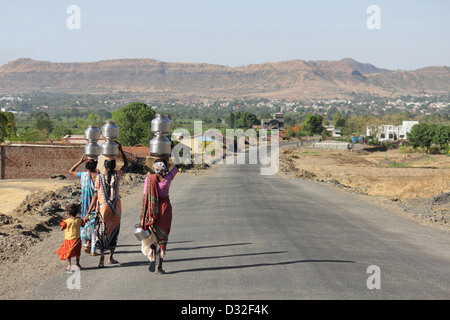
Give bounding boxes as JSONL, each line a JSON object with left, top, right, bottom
{"left": 27, "top": 150, "right": 450, "bottom": 300}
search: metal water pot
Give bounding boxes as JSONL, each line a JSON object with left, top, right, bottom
{"left": 149, "top": 133, "right": 172, "bottom": 155}
{"left": 84, "top": 142, "right": 101, "bottom": 157}
{"left": 101, "top": 140, "right": 119, "bottom": 156}
{"left": 84, "top": 125, "right": 101, "bottom": 141}
{"left": 134, "top": 227, "right": 151, "bottom": 241}
{"left": 151, "top": 114, "right": 171, "bottom": 133}
{"left": 101, "top": 121, "right": 120, "bottom": 140}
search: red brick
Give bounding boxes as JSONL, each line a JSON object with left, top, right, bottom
{"left": 1, "top": 144, "right": 84, "bottom": 179}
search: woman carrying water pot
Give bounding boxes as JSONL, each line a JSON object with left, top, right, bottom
{"left": 85, "top": 142, "right": 128, "bottom": 268}
{"left": 140, "top": 154, "right": 181, "bottom": 274}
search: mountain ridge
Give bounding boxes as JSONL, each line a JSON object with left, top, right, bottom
{"left": 0, "top": 58, "right": 448, "bottom": 100}
{"left": 339, "top": 58, "right": 391, "bottom": 74}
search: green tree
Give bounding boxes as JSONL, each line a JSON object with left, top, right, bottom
{"left": 0, "top": 112, "right": 7, "bottom": 141}
{"left": 50, "top": 127, "right": 72, "bottom": 141}
{"left": 34, "top": 112, "right": 53, "bottom": 135}
{"left": 112, "top": 102, "right": 156, "bottom": 146}
{"left": 301, "top": 114, "right": 324, "bottom": 135}
{"left": 225, "top": 112, "right": 235, "bottom": 128}
{"left": 432, "top": 124, "right": 450, "bottom": 151}
{"left": 234, "top": 112, "right": 259, "bottom": 129}
{"left": 407, "top": 123, "right": 435, "bottom": 153}
{"left": 333, "top": 111, "right": 346, "bottom": 128}
{"left": 88, "top": 112, "right": 109, "bottom": 128}
{"left": 4, "top": 112, "right": 16, "bottom": 137}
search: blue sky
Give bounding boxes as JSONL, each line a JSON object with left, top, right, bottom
{"left": 0, "top": 0, "right": 449, "bottom": 70}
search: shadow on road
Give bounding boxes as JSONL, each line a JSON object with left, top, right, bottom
{"left": 109, "top": 241, "right": 356, "bottom": 275}
{"left": 114, "top": 241, "right": 253, "bottom": 255}
{"left": 168, "top": 242, "right": 253, "bottom": 251}
{"left": 116, "top": 250, "right": 287, "bottom": 268}
{"left": 82, "top": 239, "right": 356, "bottom": 274}
{"left": 167, "top": 259, "right": 355, "bottom": 275}
{"left": 114, "top": 251, "right": 286, "bottom": 273}
{"left": 168, "top": 250, "right": 287, "bottom": 263}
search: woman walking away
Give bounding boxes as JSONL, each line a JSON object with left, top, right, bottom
{"left": 57, "top": 204, "right": 84, "bottom": 271}
{"left": 69, "top": 154, "right": 99, "bottom": 255}
{"left": 85, "top": 142, "right": 128, "bottom": 268}
{"left": 140, "top": 158, "right": 179, "bottom": 274}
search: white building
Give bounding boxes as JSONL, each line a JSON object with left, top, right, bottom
{"left": 366, "top": 121, "right": 419, "bottom": 141}
{"left": 325, "top": 126, "right": 341, "bottom": 137}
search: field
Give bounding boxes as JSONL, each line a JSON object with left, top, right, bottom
{"left": 280, "top": 143, "right": 450, "bottom": 229}
{"left": 281, "top": 145, "right": 450, "bottom": 199}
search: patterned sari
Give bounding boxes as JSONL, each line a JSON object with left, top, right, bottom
{"left": 94, "top": 170, "right": 123, "bottom": 251}
{"left": 140, "top": 173, "right": 172, "bottom": 258}
{"left": 79, "top": 172, "right": 96, "bottom": 250}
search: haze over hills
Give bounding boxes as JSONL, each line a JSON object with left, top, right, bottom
{"left": 0, "top": 58, "right": 448, "bottom": 101}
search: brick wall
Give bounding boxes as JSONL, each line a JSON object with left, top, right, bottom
{"left": 0, "top": 144, "right": 84, "bottom": 179}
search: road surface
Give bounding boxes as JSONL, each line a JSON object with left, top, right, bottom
{"left": 27, "top": 151, "right": 450, "bottom": 300}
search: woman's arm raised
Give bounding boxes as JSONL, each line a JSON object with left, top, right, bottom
{"left": 69, "top": 154, "right": 86, "bottom": 177}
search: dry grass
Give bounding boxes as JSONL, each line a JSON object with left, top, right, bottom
{"left": 281, "top": 146, "right": 450, "bottom": 199}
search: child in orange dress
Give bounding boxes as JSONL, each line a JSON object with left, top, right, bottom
{"left": 56, "top": 204, "right": 85, "bottom": 271}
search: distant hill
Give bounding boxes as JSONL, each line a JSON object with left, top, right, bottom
{"left": 0, "top": 58, "right": 448, "bottom": 100}
{"left": 367, "top": 66, "right": 450, "bottom": 92}
{"left": 340, "top": 58, "right": 391, "bottom": 74}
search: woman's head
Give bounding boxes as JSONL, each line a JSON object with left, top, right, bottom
{"left": 85, "top": 159, "right": 98, "bottom": 172}
{"left": 153, "top": 159, "right": 168, "bottom": 175}
{"left": 66, "top": 203, "right": 79, "bottom": 217}
{"left": 104, "top": 159, "right": 116, "bottom": 172}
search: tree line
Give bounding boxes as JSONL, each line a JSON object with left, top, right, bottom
{"left": 0, "top": 111, "right": 16, "bottom": 142}
{"left": 2, "top": 102, "right": 449, "bottom": 156}
{"left": 407, "top": 123, "right": 450, "bottom": 154}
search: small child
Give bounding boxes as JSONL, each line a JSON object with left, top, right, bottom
{"left": 56, "top": 203, "right": 85, "bottom": 271}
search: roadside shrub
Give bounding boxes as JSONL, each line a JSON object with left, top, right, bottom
{"left": 399, "top": 145, "right": 415, "bottom": 154}
{"left": 389, "top": 161, "right": 411, "bottom": 168}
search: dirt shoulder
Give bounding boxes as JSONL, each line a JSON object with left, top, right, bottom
{"left": 0, "top": 165, "right": 213, "bottom": 299}
{"left": 0, "top": 173, "right": 148, "bottom": 299}
{"left": 279, "top": 144, "right": 450, "bottom": 231}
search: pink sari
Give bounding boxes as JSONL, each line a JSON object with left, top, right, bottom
{"left": 141, "top": 173, "right": 174, "bottom": 258}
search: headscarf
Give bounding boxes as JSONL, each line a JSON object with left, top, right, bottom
{"left": 153, "top": 160, "right": 167, "bottom": 175}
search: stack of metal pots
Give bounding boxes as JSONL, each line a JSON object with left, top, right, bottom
{"left": 84, "top": 125, "right": 101, "bottom": 159}
{"left": 101, "top": 121, "right": 120, "bottom": 157}
{"left": 149, "top": 114, "right": 172, "bottom": 155}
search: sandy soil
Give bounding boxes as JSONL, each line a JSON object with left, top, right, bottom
{"left": 281, "top": 146, "right": 450, "bottom": 199}
{"left": 279, "top": 143, "right": 450, "bottom": 230}
{"left": 0, "top": 179, "right": 74, "bottom": 215}
{"left": 0, "top": 178, "right": 76, "bottom": 299}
